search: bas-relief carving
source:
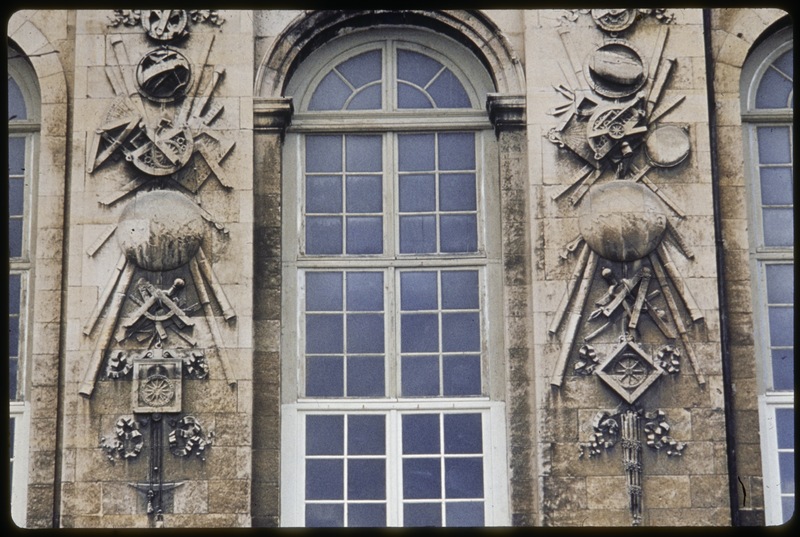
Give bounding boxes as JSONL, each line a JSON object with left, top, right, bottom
{"left": 81, "top": 11, "right": 230, "bottom": 526}
{"left": 545, "top": 10, "right": 703, "bottom": 526}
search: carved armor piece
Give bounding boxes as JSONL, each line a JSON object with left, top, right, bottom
{"left": 136, "top": 48, "right": 192, "bottom": 102}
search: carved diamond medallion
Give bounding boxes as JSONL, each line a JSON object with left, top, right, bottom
{"left": 596, "top": 341, "right": 663, "bottom": 403}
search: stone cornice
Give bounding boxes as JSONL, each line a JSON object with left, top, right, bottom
{"left": 253, "top": 97, "right": 294, "bottom": 133}
{"left": 486, "top": 93, "right": 526, "bottom": 133}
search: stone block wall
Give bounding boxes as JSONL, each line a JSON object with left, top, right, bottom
{"left": 58, "top": 10, "right": 255, "bottom": 528}
{"left": 7, "top": 7, "right": 789, "bottom": 529}
{"left": 526, "top": 9, "right": 732, "bottom": 526}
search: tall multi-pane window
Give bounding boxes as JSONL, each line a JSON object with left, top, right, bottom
{"left": 281, "top": 29, "right": 508, "bottom": 527}
{"left": 740, "top": 26, "right": 794, "bottom": 525}
{"left": 8, "top": 44, "right": 38, "bottom": 527}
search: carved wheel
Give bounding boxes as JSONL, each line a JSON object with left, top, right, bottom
{"left": 140, "top": 374, "right": 175, "bottom": 407}
{"left": 613, "top": 355, "right": 647, "bottom": 388}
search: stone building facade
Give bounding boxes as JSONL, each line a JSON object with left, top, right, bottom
{"left": 6, "top": 8, "right": 793, "bottom": 528}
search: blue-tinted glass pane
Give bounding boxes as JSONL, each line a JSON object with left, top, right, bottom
{"left": 346, "top": 175, "right": 382, "bottom": 213}
{"left": 349, "top": 503, "right": 386, "bottom": 527}
{"left": 399, "top": 134, "right": 435, "bottom": 172}
{"left": 397, "top": 49, "right": 442, "bottom": 87}
{"left": 439, "top": 133, "right": 475, "bottom": 171}
{"left": 404, "top": 503, "right": 442, "bottom": 527}
{"left": 8, "top": 316, "right": 19, "bottom": 357}
{"left": 403, "top": 414, "right": 440, "bottom": 454}
{"left": 306, "top": 176, "right": 342, "bottom": 214}
{"left": 9, "top": 178, "right": 24, "bottom": 216}
{"left": 306, "top": 503, "right": 344, "bottom": 527}
{"left": 337, "top": 50, "right": 382, "bottom": 89}
{"left": 403, "top": 458, "right": 442, "bottom": 499}
{"left": 347, "top": 84, "right": 382, "bottom": 110}
{"left": 768, "top": 307, "right": 794, "bottom": 347}
{"left": 306, "top": 415, "right": 344, "bottom": 455}
{"left": 400, "top": 216, "right": 437, "bottom": 253}
{"left": 9, "top": 219, "right": 23, "bottom": 258}
{"left": 756, "top": 66, "right": 793, "bottom": 109}
{"left": 306, "top": 356, "right": 344, "bottom": 397}
{"left": 772, "top": 349, "right": 794, "bottom": 391}
{"left": 399, "top": 174, "right": 436, "bottom": 212}
{"left": 766, "top": 265, "right": 794, "bottom": 304}
{"left": 306, "top": 216, "right": 343, "bottom": 255}
{"left": 8, "top": 138, "right": 25, "bottom": 175}
{"left": 346, "top": 216, "right": 382, "bottom": 255}
{"left": 441, "top": 271, "right": 479, "bottom": 310}
{"left": 444, "top": 414, "right": 483, "bottom": 454}
{"left": 347, "top": 272, "right": 383, "bottom": 311}
{"left": 348, "top": 459, "right": 386, "bottom": 500}
{"left": 761, "top": 166, "right": 794, "bottom": 205}
{"left": 347, "top": 356, "right": 385, "bottom": 397}
{"left": 444, "top": 458, "right": 483, "bottom": 499}
{"left": 762, "top": 208, "right": 794, "bottom": 247}
{"left": 9, "top": 357, "right": 18, "bottom": 400}
{"left": 309, "top": 71, "right": 351, "bottom": 111}
{"left": 442, "top": 312, "right": 480, "bottom": 352}
{"left": 8, "top": 77, "right": 27, "bottom": 120}
{"left": 428, "top": 69, "right": 471, "bottom": 109}
{"left": 9, "top": 274, "right": 21, "bottom": 315}
{"left": 442, "top": 355, "right": 481, "bottom": 396}
{"left": 306, "top": 135, "right": 343, "bottom": 172}
{"left": 773, "top": 49, "right": 793, "bottom": 79}
{"left": 440, "top": 215, "right": 478, "bottom": 253}
{"left": 757, "top": 127, "right": 791, "bottom": 164}
{"left": 776, "top": 409, "right": 794, "bottom": 449}
{"left": 305, "top": 460, "right": 343, "bottom": 500}
{"left": 306, "top": 314, "right": 344, "bottom": 354}
{"left": 401, "top": 272, "right": 438, "bottom": 311}
{"left": 398, "top": 83, "right": 434, "bottom": 109}
{"left": 346, "top": 135, "right": 382, "bottom": 173}
{"left": 781, "top": 497, "right": 794, "bottom": 524}
{"left": 401, "top": 314, "right": 439, "bottom": 353}
{"left": 779, "top": 452, "right": 795, "bottom": 494}
{"left": 403, "top": 503, "right": 442, "bottom": 528}
{"left": 401, "top": 356, "right": 440, "bottom": 397}
{"left": 760, "top": 167, "right": 793, "bottom": 205}
{"left": 348, "top": 414, "right": 385, "bottom": 455}
{"left": 440, "top": 173, "right": 476, "bottom": 211}
{"left": 446, "top": 502, "right": 484, "bottom": 526}
{"left": 347, "top": 314, "right": 384, "bottom": 353}
{"left": 306, "top": 272, "right": 343, "bottom": 311}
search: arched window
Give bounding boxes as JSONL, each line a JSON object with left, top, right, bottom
{"left": 8, "top": 43, "right": 40, "bottom": 527}
{"left": 740, "top": 25, "right": 794, "bottom": 525}
{"left": 280, "top": 28, "right": 508, "bottom": 527}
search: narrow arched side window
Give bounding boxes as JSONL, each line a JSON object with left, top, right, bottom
{"left": 7, "top": 44, "right": 40, "bottom": 527}
{"left": 740, "top": 25, "right": 794, "bottom": 526}
{"left": 280, "top": 28, "right": 509, "bottom": 528}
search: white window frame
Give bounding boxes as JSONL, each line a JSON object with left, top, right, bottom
{"left": 280, "top": 28, "right": 508, "bottom": 527}
{"left": 8, "top": 47, "right": 40, "bottom": 529}
{"left": 740, "top": 26, "right": 794, "bottom": 525}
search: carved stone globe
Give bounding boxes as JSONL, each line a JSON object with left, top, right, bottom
{"left": 578, "top": 181, "right": 667, "bottom": 262}
{"left": 117, "top": 190, "right": 205, "bottom": 271}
